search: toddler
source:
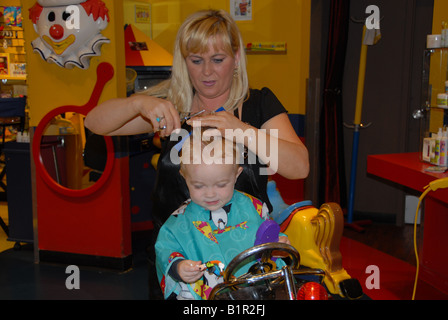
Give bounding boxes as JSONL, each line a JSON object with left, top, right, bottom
{"left": 155, "top": 127, "right": 288, "bottom": 300}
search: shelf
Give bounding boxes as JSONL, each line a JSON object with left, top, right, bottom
{"left": 245, "top": 49, "right": 287, "bottom": 55}
{"left": 367, "top": 152, "right": 448, "bottom": 294}
{"left": 245, "top": 42, "right": 287, "bottom": 55}
{"left": 0, "top": 12, "right": 27, "bottom": 77}
{"left": 421, "top": 48, "right": 448, "bottom": 137}
{"left": 426, "top": 47, "right": 448, "bottom": 51}
{"left": 0, "top": 76, "right": 26, "bottom": 81}
{"left": 367, "top": 153, "right": 448, "bottom": 202}
{"left": 428, "top": 105, "right": 448, "bottom": 110}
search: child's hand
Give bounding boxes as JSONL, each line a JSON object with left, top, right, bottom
{"left": 178, "top": 260, "right": 204, "bottom": 283}
{"left": 273, "top": 236, "right": 292, "bottom": 258}
{"left": 278, "top": 235, "right": 291, "bottom": 245}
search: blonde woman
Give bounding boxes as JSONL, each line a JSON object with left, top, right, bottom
{"left": 85, "top": 8, "right": 308, "bottom": 236}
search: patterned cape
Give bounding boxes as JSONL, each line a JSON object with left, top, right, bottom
{"left": 155, "top": 190, "right": 284, "bottom": 300}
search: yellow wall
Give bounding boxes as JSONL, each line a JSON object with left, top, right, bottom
{"left": 123, "top": 0, "right": 153, "bottom": 38}
{"left": 2, "top": 0, "right": 21, "bottom": 6}
{"left": 22, "top": 0, "right": 309, "bottom": 126}
{"left": 23, "top": 0, "right": 126, "bottom": 127}
{"left": 240, "top": 0, "right": 310, "bottom": 115}
{"left": 432, "top": 0, "right": 448, "bottom": 33}
{"left": 128, "top": 0, "right": 310, "bottom": 115}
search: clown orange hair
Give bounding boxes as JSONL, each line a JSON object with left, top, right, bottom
{"left": 28, "top": 3, "right": 43, "bottom": 24}
{"left": 81, "top": 0, "right": 110, "bottom": 22}
{"left": 28, "top": 0, "right": 109, "bottom": 24}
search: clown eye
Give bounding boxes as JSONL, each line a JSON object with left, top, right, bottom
{"left": 62, "top": 11, "right": 71, "bottom": 21}
{"left": 48, "top": 11, "right": 55, "bottom": 22}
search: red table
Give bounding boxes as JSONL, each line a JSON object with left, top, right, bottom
{"left": 367, "top": 152, "right": 448, "bottom": 294}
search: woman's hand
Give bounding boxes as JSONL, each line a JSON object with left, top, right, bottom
{"left": 177, "top": 259, "right": 204, "bottom": 283}
{"left": 85, "top": 94, "right": 181, "bottom": 137}
{"left": 185, "top": 109, "right": 309, "bottom": 179}
{"left": 186, "top": 110, "right": 253, "bottom": 150}
{"left": 132, "top": 95, "right": 181, "bottom": 137}
{"left": 187, "top": 110, "right": 250, "bottom": 133}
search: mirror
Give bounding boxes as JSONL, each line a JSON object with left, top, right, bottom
{"left": 33, "top": 107, "right": 115, "bottom": 197}
{"left": 31, "top": 62, "right": 115, "bottom": 197}
{"left": 39, "top": 112, "right": 108, "bottom": 190}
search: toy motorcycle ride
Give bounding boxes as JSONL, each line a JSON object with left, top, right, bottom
{"left": 209, "top": 241, "right": 329, "bottom": 300}
{"left": 210, "top": 202, "right": 364, "bottom": 300}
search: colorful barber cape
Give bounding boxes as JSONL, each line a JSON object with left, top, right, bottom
{"left": 155, "top": 190, "right": 280, "bottom": 300}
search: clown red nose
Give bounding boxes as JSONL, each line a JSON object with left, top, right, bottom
{"left": 29, "top": 0, "right": 110, "bottom": 69}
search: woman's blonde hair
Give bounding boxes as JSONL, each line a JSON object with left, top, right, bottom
{"left": 140, "top": 9, "right": 249, "bottom": 117}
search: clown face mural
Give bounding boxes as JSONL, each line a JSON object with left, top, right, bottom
{"left": 29, "top": 0, "right": 110, "bottom": 69}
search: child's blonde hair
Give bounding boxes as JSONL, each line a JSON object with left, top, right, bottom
{"left": 179, "top": 127, "right": 242, "bottom": 170}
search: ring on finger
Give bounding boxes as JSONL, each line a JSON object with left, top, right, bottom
{"left": 160, "top": 125, "right": 167, "bottom": 130}
{"left": 156, "top": 116, "right": 165, "bottom": 122}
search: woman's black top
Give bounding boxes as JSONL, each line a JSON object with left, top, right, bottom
{"left": 151, "top": 87, "right": 287, "bottom": 230}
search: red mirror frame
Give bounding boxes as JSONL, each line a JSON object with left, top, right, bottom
{"left": 32, "top": 62, "right": 116, "bottom": 197}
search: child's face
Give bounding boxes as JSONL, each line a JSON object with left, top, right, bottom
{"left": 181, "top": 163, "right": 243, "bottom": 211}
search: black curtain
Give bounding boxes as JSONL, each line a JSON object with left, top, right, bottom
{"left": 318, "top": 0, "right": 350, "bottom": 208}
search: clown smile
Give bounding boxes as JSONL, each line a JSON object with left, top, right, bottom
{"left": 43, "top": 34, "right": 76, "bottom": 55}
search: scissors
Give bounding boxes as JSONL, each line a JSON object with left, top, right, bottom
{"left": 181, "top": 109, "right": 206, "bottom": 125}
{"left": 174, "top": 107, "right": 225, "bottom": 151}
{"left": 157, "top": 110, "right": 206, "bottom": 132}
